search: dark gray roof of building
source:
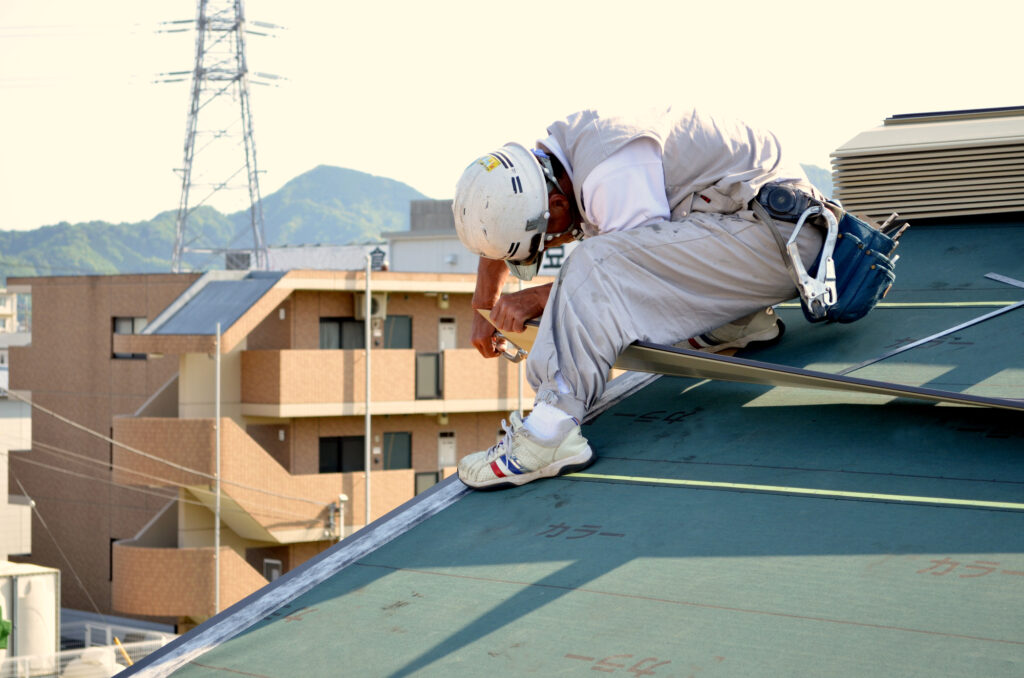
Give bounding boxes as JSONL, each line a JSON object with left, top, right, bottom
{"left": 150, "top": 271, "right": 284, "bottom": 335}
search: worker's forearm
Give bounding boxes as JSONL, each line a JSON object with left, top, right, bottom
{"left": 472, "top": 257, "right": 510, "bottom": 309}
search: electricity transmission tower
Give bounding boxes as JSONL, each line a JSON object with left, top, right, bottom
{"left": 163, "top": 0, "right": 279, "bottom": 272}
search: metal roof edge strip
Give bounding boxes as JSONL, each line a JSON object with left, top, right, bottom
{"left": 119, "top": 476, "right": 472, "bottom": 678}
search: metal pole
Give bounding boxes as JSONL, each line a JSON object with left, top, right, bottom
{"left": 214, "top": 322, "right": 221, "bottom": 615}
{"left": 364, "top": 255, "right": 371, "bottom": 528}
{"left": 517, "top": 279, "right": 524, "bottom": 413}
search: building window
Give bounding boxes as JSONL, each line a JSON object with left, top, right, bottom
{"left": 112, "top": 316, "right": 147, "bottom": 359}
{"left": 319, "top": 432, "right": 412, "bottom": 473}
{"left": 263, "top": 558, "right": 283, "bottom": 582}
{"left": 415, "top": 472, "right": 439, "bottom": 495}
{"left": 415, "top": 353, "right": 442, "bottom": 399}
{"left": 381, "top": 432, "right": 411, "bottom": 470}
{"left": 319, "top": 436, "right": 365, "bottom": 473}
{"left": 319, "top": 316, "right": 412, "bottom": 349}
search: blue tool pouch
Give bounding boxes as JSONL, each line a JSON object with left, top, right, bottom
{"left": 801, "top": 210, "right": 899, "bottom": 324}
{"left": 752, "top": 186, "right": 907, "bottom": 325}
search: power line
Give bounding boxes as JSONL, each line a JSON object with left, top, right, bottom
{"left": 13, "top": 453, "right": 321, "bottom": 527}
{"left": 26, "top": 441, "right": 324, "bottom": 524}
{"left": 10, "top": 470, "right": 106, "bottom": 620}
{"left": 1, "top": 387, "right": 330, "bottom": 508}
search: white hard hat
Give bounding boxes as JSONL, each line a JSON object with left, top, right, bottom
{"left": 453, "top": 142, "right": 554, "bottom": 281}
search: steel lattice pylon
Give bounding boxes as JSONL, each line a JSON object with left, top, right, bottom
{"left": 171, "top": 0, "right": 268, "bottom": 272}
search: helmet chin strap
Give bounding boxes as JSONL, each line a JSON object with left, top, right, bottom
{"left": 544, "top": 227, "right": 584, "bottom": 246}
{"left": 533, "top": 150, "right": 585, "bottom": 245}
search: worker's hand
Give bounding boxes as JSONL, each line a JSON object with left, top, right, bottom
{"left": 489, "top": 284, "right": 551, "bottom": 333}
{"left": 471, "top": 311, "right": 506, "bottom": 359}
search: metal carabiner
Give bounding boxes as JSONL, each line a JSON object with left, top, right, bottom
{"left": 786, "top": 205, "right": 839, "bottom": 319}
{"left": 494, "top": 332, "right": 528, "bottom": 363}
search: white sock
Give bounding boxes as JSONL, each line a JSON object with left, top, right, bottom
{"left": 524, "top": 402, "right": 575, "bottom": 441}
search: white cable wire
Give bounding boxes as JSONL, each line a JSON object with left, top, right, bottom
{"left": 1, "top": 387, "right": 330, "bottom": 508}
{"left": 12, "top": 454, "right": 322, "bottom": 526}
{"left": 25, "top": 442, "right": 325, "bottom": 523}
{"left": 10, "top": 471, "right": 106, "bottom": 619}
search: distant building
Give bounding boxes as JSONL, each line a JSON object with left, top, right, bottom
{"left": 0, "top": 364, "right": 31, "bottom": 562}
{"left": 0, "top": 289, "right": 18, "bottom": 334}
{"left": 0, "top": 332, "right": 30, "bottom": 370}
{"left": 0, "top": 336, "right": 53, "bottom": 670}
{"left": 266, "top": 243, "right": 389, "bottom": 272}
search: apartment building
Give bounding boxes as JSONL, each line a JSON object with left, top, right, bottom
{"left": 0, "top": 364, "right": 32, "bottom": 562}
{"left": 8, "top": 268, "right": 542, "bottom": 630}
{"left": 0, "top": 289, "right": 18, "bottom": 334}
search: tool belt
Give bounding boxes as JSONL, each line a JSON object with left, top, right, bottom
{"left": 751, "top": 184, "right": 908, "bottom": 324}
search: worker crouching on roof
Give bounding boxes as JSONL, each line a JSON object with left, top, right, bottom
{"left": 453, "top": 107, "right": 824, "bottom": 490}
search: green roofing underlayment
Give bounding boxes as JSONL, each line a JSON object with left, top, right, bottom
{"left": 127, "top": 220, "right": 1023, "bottom": 677}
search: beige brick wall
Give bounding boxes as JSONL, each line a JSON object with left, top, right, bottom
{"left": 241, "top": 349, "right": 416, "bottom": 404}
{"left": 8, "top": 274, "right": 199, "bottom": 615}
{"left": 113, "top": 418, "right": 217, "bottom": 486}
{"left": 246, "top": 297, "right": 293, "bottom": 351}
{"left": 246, "top": 423, "right": 292, "bottom": 470}
{"left": 112, "top": 543, "right": 267, "bottom": 620}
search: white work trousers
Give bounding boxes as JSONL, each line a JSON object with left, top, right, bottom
{"left": 526, "top": 211, "right": 824, "bottom": 421}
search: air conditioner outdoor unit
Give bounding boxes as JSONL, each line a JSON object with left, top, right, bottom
{"left": 354, "top": 292, "right": 388, "bottom": 320}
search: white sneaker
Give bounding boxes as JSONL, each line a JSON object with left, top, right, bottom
{"left": 458, "top": 412, "right": 594, "bottom": 490}
{"left": 684, "top": 308, "right": 785, "bottom": 353}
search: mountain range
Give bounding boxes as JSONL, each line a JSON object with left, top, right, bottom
{"left": 0, "top": 165, "right": 427, "bottom": 280}
{"left": 0, "top": 164, "right": 832, "bottom": 280}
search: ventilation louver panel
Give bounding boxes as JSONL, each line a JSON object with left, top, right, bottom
{"left": 831, "top": 109, "right": 1024, "bottom": 222}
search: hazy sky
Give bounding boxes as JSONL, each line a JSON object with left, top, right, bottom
{"left": 0, "top": 0, "right": 1018, "bottom": 232}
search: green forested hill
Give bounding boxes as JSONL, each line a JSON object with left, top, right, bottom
{"left": 1, "top": 163, "right": 832, "bottom": 280}
{"left": 0, "top": 165, "right": 426, "bottom": 279}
